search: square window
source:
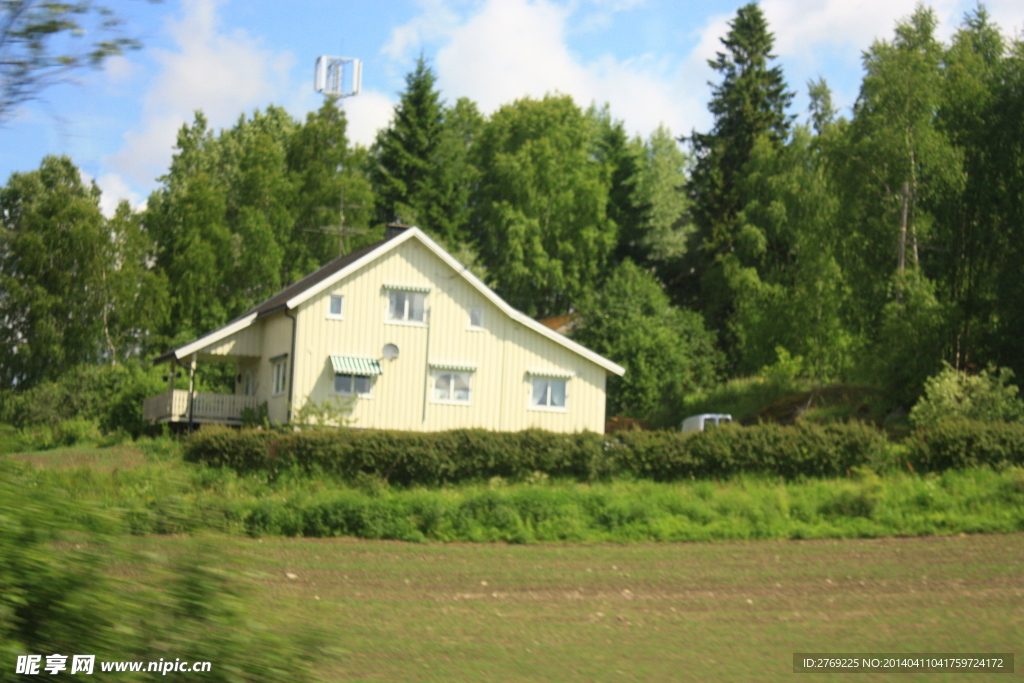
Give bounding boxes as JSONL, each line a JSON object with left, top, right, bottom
{"left": 388, "top": 290, "right": 426, "bottom": 323}
{"left": 469, "top": 307, "right": 484, "bottom": 328}
{"left": 433, "top": 370, "right": 472, "bottom": 403}
{"left": 328, "top": 294, "right": 344, "bottom": 318}
{"left": 334, "top": 373, "right": 371, "bottom": 396}
{"left": 530, "top": 377, "right": 567, "bottom": 409}
{"left": 272, "top": 359, "right": 288, "bottom": 396}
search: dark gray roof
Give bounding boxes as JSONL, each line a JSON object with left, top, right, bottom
{"left": 245, "top": 237, "right": 390, "bottom": 318}
{"left": 154, "top": 236, "right": 393, "bottom": 364}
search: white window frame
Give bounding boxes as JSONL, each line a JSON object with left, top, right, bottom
{"left": 386, "top": 290, "right": 428, "bottom": 326}
{"left": 468, "top": 307, "right": 484, "bottom": 330}
{"left": 334, "top": 373, "right": 372, "bottom": 398}
{"left": 529, "top": 376, "right": 568, "bottom": 412}
{"left": 431, "top": 369, "right": 472, "bottom": 405}
{"left": 272, "top": 358, "right": 288, "bottom": 397}
{"left": 242, "top": 371, "right": 256, "bottom": 397}
{"left": 327, "top": 293, "right": 344, "bottom": 320}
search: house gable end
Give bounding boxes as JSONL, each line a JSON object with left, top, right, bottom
{"left": 286, "top": 228, "right": 625, "bottom": 377}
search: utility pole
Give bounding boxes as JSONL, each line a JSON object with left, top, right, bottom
{"left": 306, "top": 178, "right": 366, "bottom": 256}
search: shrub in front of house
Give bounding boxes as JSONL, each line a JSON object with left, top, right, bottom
{"left": 611, "top": 421, "right": 889, "bottom": 480}
{"left": 906, "top": 419, "right": 1024, "bottom": 471}
{"left": 185, "top": 422, "right": 894, "bottom": 484}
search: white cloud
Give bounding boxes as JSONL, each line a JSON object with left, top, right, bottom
{"left": 96, "top": 173, "right": 146, "bottom": 217}
{"left": 105, "top": 0, "right": 296, "bottom": 187}
{"left": 78, "top": 168, "right": 146, "bottom": 218}
{"left": 102, "top": 55, "right": 138, "bottom": 84}
{"left": 382, "top": 0, "right": 462, "bottom": 61}
{"left": 380, "top": 0, "right": 1024, "bottom": 150}
{"left": 385, "top": 0, "right": 706, "bottom": 140}
{"left": 341, "top": 90, "right": 396, "bottom": 148}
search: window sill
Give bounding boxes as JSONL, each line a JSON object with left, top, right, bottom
{"left": 326, "top": 314, "right": 344, "bottom": 321}
{"left": 431, "top": 399, "right": 472, "bottom": 406}
{"left": 385, "top": 320, "right": 428, "bottom": 328}
{"left": 466, "top": 326, "right": 484, "bottom": 332}
{"left": 528, "top": 405, "right": 568, "bottom": 413}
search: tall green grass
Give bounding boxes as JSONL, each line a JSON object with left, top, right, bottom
{"left": 9, "top": 445, "right": 1023, "bottom": 543}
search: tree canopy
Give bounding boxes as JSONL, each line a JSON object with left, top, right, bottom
{"left": 5, "top": 3, "right": 1024, "bottom": 423}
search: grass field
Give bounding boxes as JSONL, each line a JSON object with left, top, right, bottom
{"left": 108, "top": 532, "right": 1024, "bottom": 682}
{"left": 8, "top": 442, "right": 1023, "bottom": 680}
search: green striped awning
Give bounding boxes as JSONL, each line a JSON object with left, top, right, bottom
{"left": 383, "top": 283, "right": 431, "bottom": 293}
{"left": 529, "top": 368, "right": 575, "bottom": 379}
{"left": 330, "top": 356, "right": 383, "bottom": 376}
{"left": 429, "top": 361, "right": 477, "bottom": 372}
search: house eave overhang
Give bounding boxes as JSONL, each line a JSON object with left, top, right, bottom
{"left": 152, "top": 312, "right": 259, "bottom": 365}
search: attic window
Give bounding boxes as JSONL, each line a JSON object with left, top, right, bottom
{"left": 327, "top": 294, "right": 344, "bottom": 319}
{"left": 387, "top": 290, "right": 426, "bottom": 323}
{"left": 469, "top": 307, "right": 484, "bottom": 329}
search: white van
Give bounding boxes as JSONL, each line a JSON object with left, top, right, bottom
{"left": 680, "top": 413, "right": 733, "bottom": 432}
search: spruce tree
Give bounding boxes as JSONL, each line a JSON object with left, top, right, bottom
{"left": 370, "top": 58, "right": 445, "bottom": 228}
{"left": 370, "top": 58, "right": 480, "bottom": 245}
{"left": 679, "top": 2, "right": 793, "bottom": 336}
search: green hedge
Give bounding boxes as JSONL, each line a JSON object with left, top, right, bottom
{"left": 907, "top": 419, "right": 1024, "bottom": 471}
{"left": 185, "top": 422, "right": 891, "bottom": 484}
{"left": 612, "top": 422, "right": 888, "bottom": 480}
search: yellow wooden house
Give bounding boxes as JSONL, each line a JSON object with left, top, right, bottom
{"left": 143, "top": 226, "right": 625, "bottom": 433}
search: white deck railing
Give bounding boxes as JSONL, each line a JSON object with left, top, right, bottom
{"left": 143, "top": 390, "right": 260, "bottom": 424}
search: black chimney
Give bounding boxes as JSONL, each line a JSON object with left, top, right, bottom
{"left": 386, "top": 222, "right": 412, "bottom": 239}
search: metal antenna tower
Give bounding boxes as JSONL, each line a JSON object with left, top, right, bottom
{"left": 314, "top": 56, "right": 362, "bottom": 98}
{"left": 307, "top": 57, "right": 366, "bottom": 255}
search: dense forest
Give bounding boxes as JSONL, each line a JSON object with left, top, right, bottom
{"left": 3, "top": 3, "right": 1024, "bottom": 431}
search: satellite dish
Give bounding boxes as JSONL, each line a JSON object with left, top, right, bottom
{"left": 382, "top": 343, "right": 399, "bottom": 361}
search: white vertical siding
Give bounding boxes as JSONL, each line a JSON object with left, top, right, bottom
{"left": 260, "top": 312, "right": 294, "bottom": 424}
{"left": 290, "top": 239, "right": 611, "bottom": 433}
{"left": 202, "top": 325, "right": 262, "bottom": 357}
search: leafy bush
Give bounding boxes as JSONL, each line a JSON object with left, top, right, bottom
{"left": 907, "top": 419, "right": 1024, "bottom": 471}
{"left": 569, "top": 260, "right": 723, "bottom": 425}
{"left": 0, "top": 362, "right": 167, "bottom": 436}
{"left": 615, "top": 422, "right": 889, "bottom": 480}
{"left": 240, "top": 402, "right": 270, "bottom": 429}
{"left": 185, "top": 422, "right": 890, "bottom": 485}
{"left": 910, "top": 363, "right": 1024, "bottom": 429}
{"left": 17, "top": 419, "right": 103, "bottom": 451}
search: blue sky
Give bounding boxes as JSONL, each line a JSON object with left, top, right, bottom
{"left": 2, "top": 0, "right": 1022, "bottom": 216}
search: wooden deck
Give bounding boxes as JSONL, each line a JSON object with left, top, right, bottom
{"left": 142, "top": 390, "right": 260, "bottom": 425}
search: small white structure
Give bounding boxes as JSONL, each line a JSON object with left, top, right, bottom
{"left": 680, "top": 413, "right": 733, "bottom": 432}
{"left": 314, "top": 56, "right": 361, "bottom": 98}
